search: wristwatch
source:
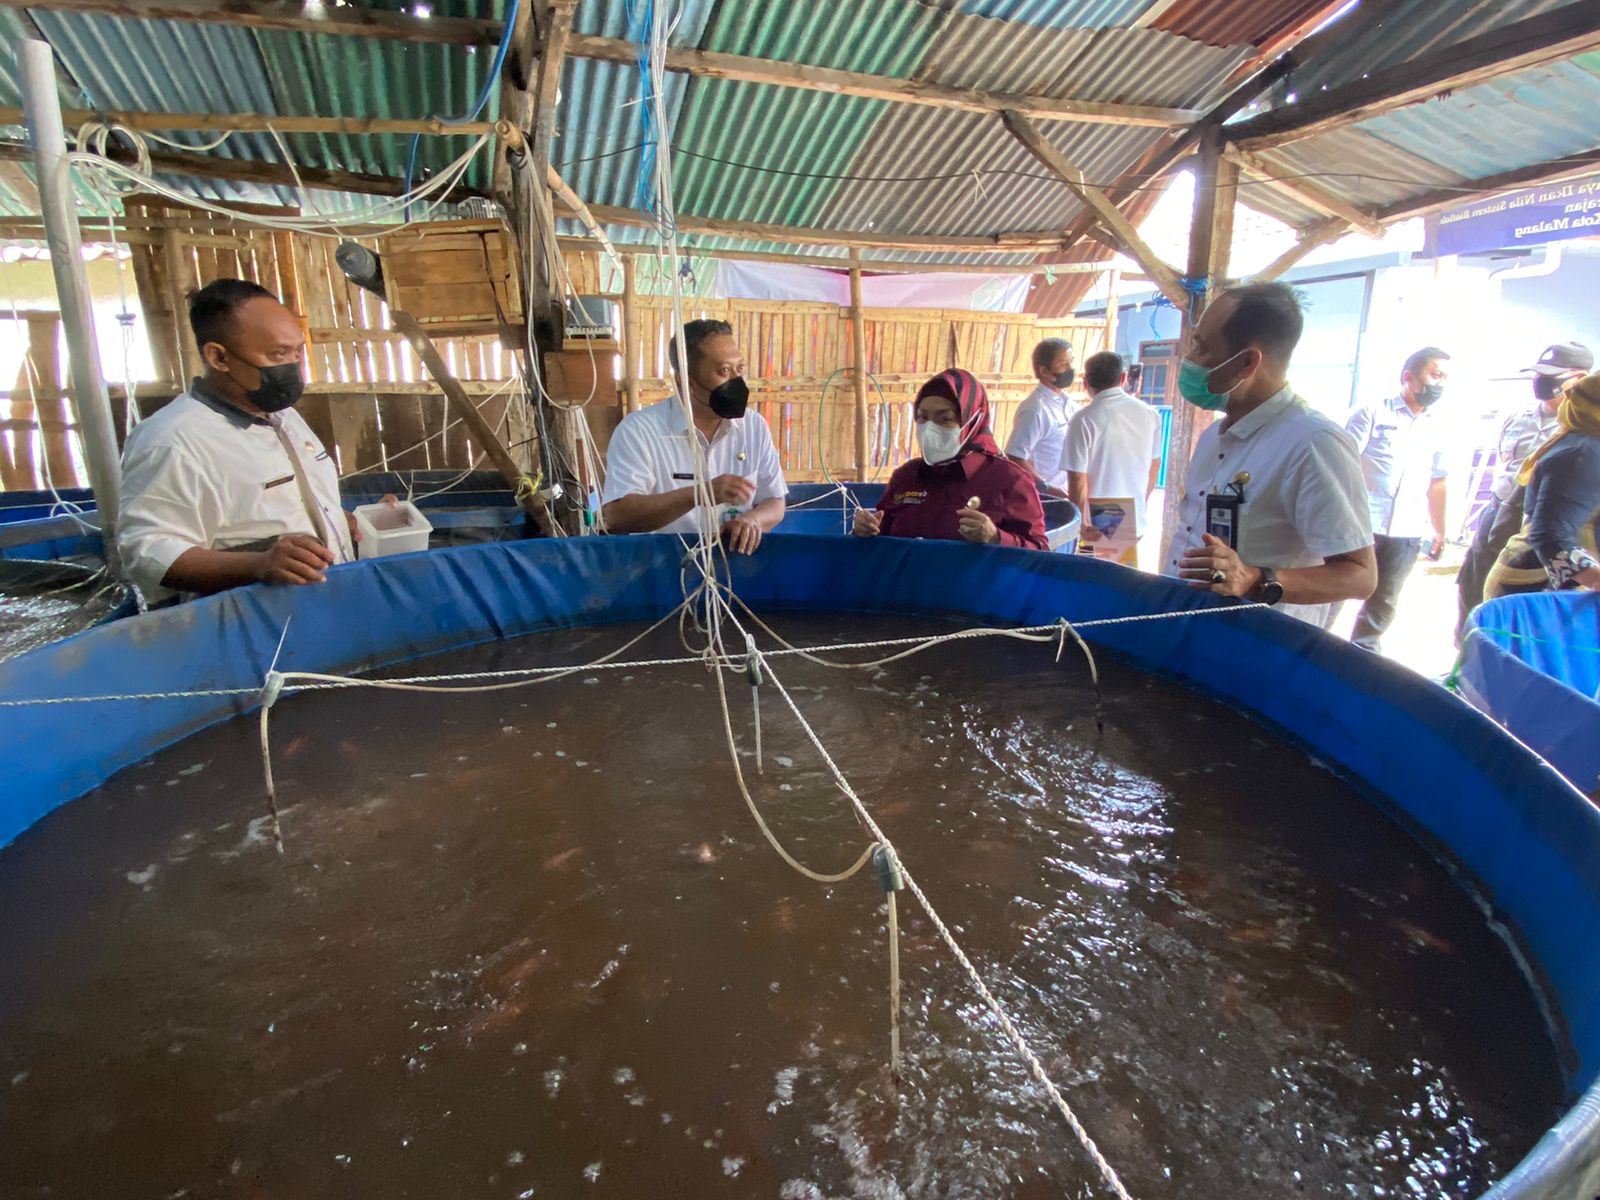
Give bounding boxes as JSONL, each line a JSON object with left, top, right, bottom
{"left": 1253, "top": 566, "right": 1284, "bottom": 606}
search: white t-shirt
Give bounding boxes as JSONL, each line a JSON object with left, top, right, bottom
{"left": 1344, "top": 395, "right": 1448, "bottom": 540}
{"left": 1003, "top": 384, "right": 1073, "bottom": 489}
{"left": 1165, "top": 387, "right": 1372, "bottom": 630}
{"left": 602, "top": 397, "right": 788, "bottom": 537}
{"left": 1059, "top": 386, "right": 1163, "bottom": 535}
{"left": 118, "top": 384, "right": 352, "bottom": 599}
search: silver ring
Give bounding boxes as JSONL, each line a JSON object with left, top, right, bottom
{"left": 1210, "top": 569, "right": 1227, "bottom": 584}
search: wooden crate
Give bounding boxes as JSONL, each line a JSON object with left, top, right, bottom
{"left": 379, "top": 220, "right": 523, "bottom": 338}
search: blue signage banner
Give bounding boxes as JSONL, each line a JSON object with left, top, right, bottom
{"left": 1427, "top": 171, "right": 1600, "bottom": 256}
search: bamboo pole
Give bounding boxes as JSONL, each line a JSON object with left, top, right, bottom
{"left": 622, "top": 254, "right": 642, "bottom": 414}
{"left": 850, "top": 262, "right": 869, "bottom": 482}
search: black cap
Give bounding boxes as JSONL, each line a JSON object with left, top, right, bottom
{"left": 1528, "top": 342, "right": 1595, "bottom": 376}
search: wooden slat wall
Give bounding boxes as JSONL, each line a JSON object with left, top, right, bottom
{"left": 3, "top": 201, "right": 1115, "bottom": 488}
{"left": 628, "top": 296, "right": 1108, "bottom": 481}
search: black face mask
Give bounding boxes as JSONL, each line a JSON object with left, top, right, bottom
{"left": 1053, "top": 367, "right": 1076, "bottom": 390}
{"left": 1533, "top": 374, "right": 1565, "bottom": 403}
{"left": 228, "top": 350, "right": 305, "bottom": 413}
{"left": 708, "top": 376, "right": 749, "bottom": 420}
{"left": 1417, "top": 382, "right": 1444, "bottom": 408}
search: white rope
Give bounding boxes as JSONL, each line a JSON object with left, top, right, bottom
{"left": 0, "top": 603, "right": 1267, "bottom": 707}
{"left": 738, "top": 611, "right": 1134, "bottom": 1200}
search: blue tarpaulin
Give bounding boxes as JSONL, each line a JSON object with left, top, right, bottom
{"left": 1459, "top": 592, "right": 1600, "bottom": 797}
{"left": 1, "top": 535, "right": 1598, "bottom": 1199}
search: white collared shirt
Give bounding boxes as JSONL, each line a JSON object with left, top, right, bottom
{"left": 1060, "top": 386, "right": 1163, "bottom": 535}
{"left": 1165, "top": 386, "right": 1372, "bottom": 629}
{"left": 602, "top": 397, "right": 788, "bottom": 536}
{"left": 1344, "top": 395, "right": 1447, "bottom": 539}
{"left": 118, "top": 385, "right": 353, "bottom": 599}
{"left": 1004, "top": 383, "right": 1073, "bottom": 489}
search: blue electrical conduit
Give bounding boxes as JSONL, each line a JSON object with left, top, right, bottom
{"left": 2, "top": 535, "right": 1599, "bottom": 1199}
{"left": 401, "top": 0, "right": 523, "bottom": 220}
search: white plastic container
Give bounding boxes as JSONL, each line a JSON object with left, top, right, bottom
{"left": 353, "top": 500, "right": 433, "bottom": 560}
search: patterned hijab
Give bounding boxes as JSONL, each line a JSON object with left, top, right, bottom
{"left": 1519, "top": 370, "right": 1600, "bottom": 485}
{"left": 915, "top": 368, "right": 1001, "bottom": 458}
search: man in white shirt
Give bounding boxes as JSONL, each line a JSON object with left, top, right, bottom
{"left": 1344, "top": 347, "right": 1450, "bottom": 652}
{"left": 1166, "top": 283, "right": 1376, "bottom": 629}
{"left": 118, "top": 278, "right": 354, "bottom": 599}
{"left": 602, "top": 319, "right": 786, "bottom": 553}
{"left": 1060, "top": 350, "right": 1162, "bottom": 550}
{"left": 1004, "top": 337, "right": 1076, "bottom": 493}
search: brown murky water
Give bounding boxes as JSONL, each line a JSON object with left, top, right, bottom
{"left": 0, "top": 615, "right": 1567, "bottom": 1199}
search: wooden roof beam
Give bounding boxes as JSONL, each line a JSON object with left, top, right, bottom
{"left": 1000, "top": 110, "right": 1187, "bottom": 306}
{"left": 563, "top": 197, "right": 1070, "bottom": 254}
{"left": 0, "top": 0, "right": 498, "bottom": 44}
{"left": 563, "top": 33, "right": 1201, "bottom": 127}
{"left": 0, "top": 106, "right": 492, "bottom": 137}
{"left": 1373, "top": 149, "right": 1600, "bottom": 224}
{"left": 1228, "top": 5, "right": 1600, "bottom": 151}
{"left": 1042, "top": 0, "right": 1404, "bottom": 263}
{"left": 0, "top": 138, "right": 487, "bottom": 203}
{"left": 1221, "top": 143, "right": 1384, "bottom": 237}
{"left": 1252, "top": 217, "right": 1350, "bottom": 282}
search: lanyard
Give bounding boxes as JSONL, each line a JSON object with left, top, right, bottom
{"left": 267, "top": 415, "right": 339, "bottom": 559}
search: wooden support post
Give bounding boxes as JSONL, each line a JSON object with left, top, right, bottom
{"left": 621, "top": 254, "right": 642, "bottom": 414}
{"left": 1103, "top": 267, "right": 1121, "bottom": 354}
{"left": 1000, "top": 110, "right": 1188, "bottom": 307}
{"left": 392, "top": 310, "right": 555, "bottom": 537}
{"left": 1221, "top": 144, "right": 1383, "bottom": 238}
{"left": 1161, "top": 128, "right": 1238, "bottom": 564}
{"left": 1253, "top": 218, "right": 1349, "bottom": 282}
{"left": 849, "top": 261, "right": 869, "bottom": 481}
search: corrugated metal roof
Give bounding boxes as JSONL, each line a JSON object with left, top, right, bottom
{"left": 956, "top": 0, "right": 1161, "bottom": 32}
{"left": 1152, "top": 0, "right": 1333, "bottom": 51}
{"left": 1354, "top": 56, "right": 1600, "bottom": 181}
{"left": 1240, "top": 125, "right": 1466, "bottom": 227}
{"left": 815, "top": 107, "right": 1163, "bottom": 238}
{"left": 803, "top": 19, "right": 1242, "bottom": 242}
{"left": 1243, "top": 53, "right": 1600, "bottom": 229}
{"left": 921, "top": 16, "right": 1251, "bottom": 105}
{"left": 1248, "top": 0, "right": 1578, "bottom": 109}
{"left": 669, "top": 0, "right": 948, "bottom": 225}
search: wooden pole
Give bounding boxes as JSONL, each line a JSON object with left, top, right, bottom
{"left": 1103, "top": 267, "right": 1121, "bottom": 355}
{"left": 391, "top": 310, "right": 555, "bottom": 536}
{"left": 849, "top": 261, "right": 869, "bottom": 481}
{"left": 622, "top": 254, "right": 642, "bottom": 414}
{"left": 1160, "top": 127, "right": 1237, "bottom": 567}
{"left": 0, "top": 106, "right": 494, "bottom": 137}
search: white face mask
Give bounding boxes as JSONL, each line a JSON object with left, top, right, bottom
{"left": 917, "top": 420, "right": 963, "bottom": 465}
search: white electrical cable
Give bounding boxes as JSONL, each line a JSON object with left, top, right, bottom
{"left": 62, "top": 127, "right": 491, "bottom": 240}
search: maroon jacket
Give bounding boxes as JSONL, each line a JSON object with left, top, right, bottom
{"left": 876, "top": 450, "right": 1049, "bottom": 550}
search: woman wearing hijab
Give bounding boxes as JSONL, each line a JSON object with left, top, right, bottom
{"left": 1485, "top": 370, "right": 1600, "bottom": 600}
{"left": 853, "top": 368, "right": 1048, "bottom": 550}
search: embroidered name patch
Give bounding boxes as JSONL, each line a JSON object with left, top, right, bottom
{"left": 894, "top": 490, "right": 928, "bottom": 505}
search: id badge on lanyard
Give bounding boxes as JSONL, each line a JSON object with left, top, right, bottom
{"left": 1205, "top": 473, "right": 1250, "bottom": 550}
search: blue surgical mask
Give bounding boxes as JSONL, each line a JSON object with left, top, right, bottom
{"left": 1178, "top": 350, "right": 1248, "bottom": 411}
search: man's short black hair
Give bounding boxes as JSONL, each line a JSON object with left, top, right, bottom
{"left": 669, "top": 319, "right": 734, "bottom": 374}
{"left": 1032, "top": 337, "right": 1073, "bottom": 373}
{"left": 1217, "top": 282, "right": 1304, "bottom": 363}
{"left": 1084, "top": 350, "right": 1124, "bottom": 392}
{"left": 1403, "top": 346, "right": 1450, "bottom": 379}
{"left": 188, "top": 278, "right": 276, "bottom": 349}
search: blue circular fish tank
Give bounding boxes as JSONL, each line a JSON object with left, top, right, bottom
{"left": 0, "top": 533, "right": 1596, "bottom": 1198}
